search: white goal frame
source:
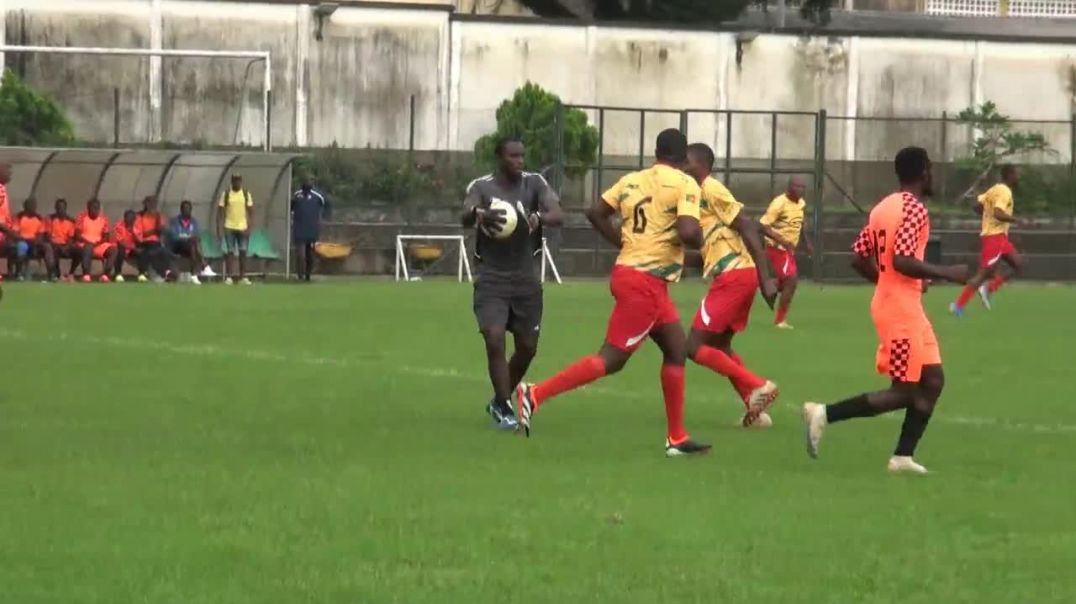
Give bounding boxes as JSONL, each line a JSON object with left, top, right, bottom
{"left": 0, "top": 44, "right": 273, "bottom": 151}
{"left": 394, "top": 235, "right": 562, "bottom": 284}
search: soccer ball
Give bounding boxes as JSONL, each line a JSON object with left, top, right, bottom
{"left": 482, "top": 198, "right": 519, "bottom": 240}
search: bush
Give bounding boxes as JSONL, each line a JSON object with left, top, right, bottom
{"left": 473, "top": 82, "right": 598, "bottom": 177}
{"left": 0, "top": 70, "right": 74, "bottom": 146}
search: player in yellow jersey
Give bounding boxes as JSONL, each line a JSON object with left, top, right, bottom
{"left": 951, "top": 165, "right": 1024, "bottom": 315}
{"left": 515, "top": 129, "right": 712, "bottom": 456}
{"left": 682, "top": 143, "right": 780, "bottom": 427}
{"left": 760, "top": 175, "right": 813, "bottom": 329}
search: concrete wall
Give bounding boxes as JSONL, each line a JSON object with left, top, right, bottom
{"left": 4, "top": 0, "right": 1076, "bottom": 161}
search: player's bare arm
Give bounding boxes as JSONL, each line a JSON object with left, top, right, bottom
{"left": 892, "top": 254, "right": 967, "bottom": 284}
{"left": 675, "top": 215, "right": 702, "bottom": 249}
{"left": 732, "top": 214, "right": 777, "bottom": 307}
{"left": 585, "top": 197, "right": 622, "bottom": 249}
{"left": 851, "top": 254, "right": 879, "bottom": 284}
{"left": 992, "top": 206, "right": 1022, "bottom": 225}
{"left": 528, "top": 193, "right": 564, "bottom": 230}
{"left": 760, "top": 223, "right": 795, "bottom": 251}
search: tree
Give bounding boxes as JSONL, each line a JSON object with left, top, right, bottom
{"left": 0, "top": 70, "right": 74, "bottom": 146}
{"left": 954, "top": 101, "right": 1054, "bottom": 202}
{"left": 473, "top": 82, "right": 599, "bottom": 177}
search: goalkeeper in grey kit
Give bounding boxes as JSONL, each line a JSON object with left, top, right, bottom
{"left": 461, "top": 138, "right": 564, "bottom": 429}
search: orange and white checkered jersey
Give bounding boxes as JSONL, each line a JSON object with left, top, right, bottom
{"left": 601, "top": 164, "right": 701, "bottom": 282}
{"left": 760, "top": 193, "right": 806, "bottom": 248}
{"left": 978, "top": 183, "right": 1013, "bottom": 237}
{"left": 699, "top": 176, "right": 755, "bottom": 278}
{"left": 853, "top": 192, "right": 931, "bottom": 316}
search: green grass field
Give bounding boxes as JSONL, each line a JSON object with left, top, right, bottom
{"left": 2, "top": 280, "right": 1074, "bottom": 603}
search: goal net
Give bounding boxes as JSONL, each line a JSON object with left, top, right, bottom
{"left": 394, "top": 235, "right": 562, "bottom": 284}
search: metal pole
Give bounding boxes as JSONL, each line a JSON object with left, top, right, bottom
{"left": 777, "top": 0, "right": 787, "bottom": 27}
{"left": 1070, "top": 113, "right": 1075, "bottom": 219}
{"left": 263, "top": 57, "right": 272, "bottom": 152}
{"left": 679, "top": 110, "right": 688, "bottom": 138}
{"left": 596, "top": 108, "right": 605, "bottom": 209}
{"left": 409, "top": 94, "right": 416, "bottom": 154}
{"left": 724, "top": 112, "right": 732, "bottom": 184}
{"left": 554, "top": 103, "right": 565, "bottom": 193}
{"left": 813, "top": 110, "right": 827, "bottom": 283}
{"left": 769, "top": 112, "right": 778, "bottom": 197}
{"left": 940, "top": 110, "right": 948, "bottom": 201}
{"left": 637, "top": 110, "right": 645, "bottom": 169}
{"left": 113, "top": 88, "right": 120, "bottom": 147}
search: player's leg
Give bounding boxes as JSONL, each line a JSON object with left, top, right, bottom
{"left": 304, "top": 242, "right": 316, "bottom": 281}
{"left": 650, "top": 321, "right": 711, "bottom": 455}
{"left": 112, "top": 246, "right": 126, "bottom": 279}
{"left": 43, "top": 242, "right": 57, "bottom": 281}
{"left": 100, "top": 245, "right": 117, "bottom": 282}
{"left": 79, "top": 244, "right": 93, "bottom": 281}
{"left": 888, "top": 364, "right": 943, "bottom": 474}
{"left": 506, "top": 288, "right": 543, "bottom": 394}
{"left": 775, "top": 274, "right": 798, "bottom": 328}
{"left": 474, "top": 283, "right": 516, "bottom": 429}
{"left": 224, "top": 233, "right": 236, "bottom": 282}
{"left": 516, "top": 267, "right": 657, "bottom": 436}
{"left": 986, "top": 249, "right": 1022, "bottom": 297}
{"left": 237, "top": 232, "right": 249, "bottom": 284}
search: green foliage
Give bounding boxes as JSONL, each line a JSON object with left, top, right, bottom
{"left": 473, "top": 82, "right": 598, "bottom": 177}
{"left": 0, "top": 70, "right": 74, "bottom": 146}
{"left": 954, "top": 101, "right": 1056, "bottom": 203}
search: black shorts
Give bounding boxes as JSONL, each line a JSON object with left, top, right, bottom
{"left": 170, "top": 240, "right": 194, "bottom": 257}
{"left": 473, "top": 281, "right": 543, "bottom": 336}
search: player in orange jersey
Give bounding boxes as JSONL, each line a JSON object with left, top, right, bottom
{"left": 515, "top": 129, "right": 712, "bottom": 456}
{"left": 682, "top": 144, "right": 780, "bottom": 428}
{"left": 802, "top": 147, "right": 967, "bottom": 474}
{"left": 44, "top": 198, "right": 78, "bottom": 282}
{"left": 0, "top": 162, "right": 15, "bottom": 280}
{"left": 11, "top": 198, "right": 47, "bottom": 280}
{"left": 951, "top": 164, "right": 1024, "bottom": 315}
{"left": 74, "top": 199, "right": 119, "bottom": 283}
{"left": 760, "top": 176, "right": 813, "bottom": 329}
{"left": 111, "top": 210, "right": 140, "bottom": 282}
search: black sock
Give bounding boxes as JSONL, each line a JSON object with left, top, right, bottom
{"left": 825, "top": 394, "right": 877, "bottom": 424}
{"left": 894, "top": 406, "right": 933, "bottom": 457}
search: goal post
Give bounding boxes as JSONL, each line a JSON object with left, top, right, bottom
{"left": 0, "top": 44, "right": 273, "bottom": 151}
{"left": 394, "top": 235, "right": 562, "bottom": 284}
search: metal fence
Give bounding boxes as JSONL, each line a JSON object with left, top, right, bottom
{"left": 549, "top": 106, "right": 1076, "bottom": 282}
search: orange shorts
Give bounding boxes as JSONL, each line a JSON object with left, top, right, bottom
{"left": 873, "top": 316, "right": 941, "bottom": 383}
{"left": 78, "top": 242, "right": 116, "bottom": 259}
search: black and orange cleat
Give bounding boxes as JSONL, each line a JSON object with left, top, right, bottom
{"left": 665, "top": 438, "right": 712, "bottom": 457}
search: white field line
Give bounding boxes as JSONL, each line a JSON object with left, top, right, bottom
{"left": 2, "top": 327, "right": 1074, "bottom": 436}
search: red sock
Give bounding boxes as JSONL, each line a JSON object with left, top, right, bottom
{"left": 988, "top": 274, "right": 1006, "bottom": 293}
{"left": 661, "top": 364, "right": 688, "bottom": 444}
{"left": 693, "top": 346, "right": 765, "bottom": 406}
{"left": 532, "top": 355, "right": 605, "bottom": 409}
{"left": 725, "top": 351, "right": 752, "bottom": 402}
{"left": 954, "top": 285, "right": 975, "bottom": 309}
{"left": 775, "top": 304, "right": 789, "bottom": 325}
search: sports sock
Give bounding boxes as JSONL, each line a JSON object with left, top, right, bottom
{"left": 728, "top": 351, "right": 744, "bottom": 366}
{"left": 693, "top": 345, "right": 765, "bottom": 401}
{"left": 661, "top": 364, "right": 688, "bottom": 445}
{"left": 987, "top": 274, "right": 1007, "bottom": 293}
{"left": 894, "top": 406, "right": 933, "bottom": 456}
{"left": 825, "top": 393, "right": 877, "bottom": 424}
{"left": 775, "top": 304, "right": 789, "bottom": 325}
{"left": 954, "top": 285, "right": 976, "bottom": 309}
{"left": 724, "top": 350, "right": 752, "bottom": 403}
{"left": 532, "top": 355, "right": 605, "bottom": 409}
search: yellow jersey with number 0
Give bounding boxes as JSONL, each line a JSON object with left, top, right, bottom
{"left": 601, "top": 164, "right": 701, "bottom": 282}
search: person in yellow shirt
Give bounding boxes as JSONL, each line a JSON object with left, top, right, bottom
{"left": 760, "top": 176, "right": 812, "bottom": 329}
{"left": 951, "top": 165, "right": 1024, "bottom": 315}
{"left": 682, "top": 143, "right": 780, "bottom": 428}
{"left": 218, "top": 174, "right": 254, "bottom": 285}
{"left": 515, "top": 129, "right": 711, "bottom": 457}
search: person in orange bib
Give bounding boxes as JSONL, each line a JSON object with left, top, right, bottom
{"left": 74, "top": 198, "right": 118, "bottom": 283}
{"left": 802, "top": 147, "right": 968, "bottom": 475}
{"left": 111, "top": 209, "right": 140, "bottom": 282}
{"left": 44, "top": 198, "right": 78, "bottom": 282}
{"left": 135, "top": 195, "right": 172, "bottom": 281}
{"left": 0, "top": 162, "right": 15, "bottom": 280}
{"left": 11, "top": 198, "right": 47, "bottom": 280}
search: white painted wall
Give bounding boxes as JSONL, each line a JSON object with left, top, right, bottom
{"left": 4, "top": 0, "right": 1076, "bottom": 161}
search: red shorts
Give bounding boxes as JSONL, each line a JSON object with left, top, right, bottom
{"left": 604, "top": 265, "right": 680, "bottom": 352}
{"left": 766, "top": 246, "right": 797, "bottom": 282}
{"left": 691, "top": 267, "right": 758, "bottom": 334}
{"left": 980, "top": 234, "right": 1016, "bottom": 269}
